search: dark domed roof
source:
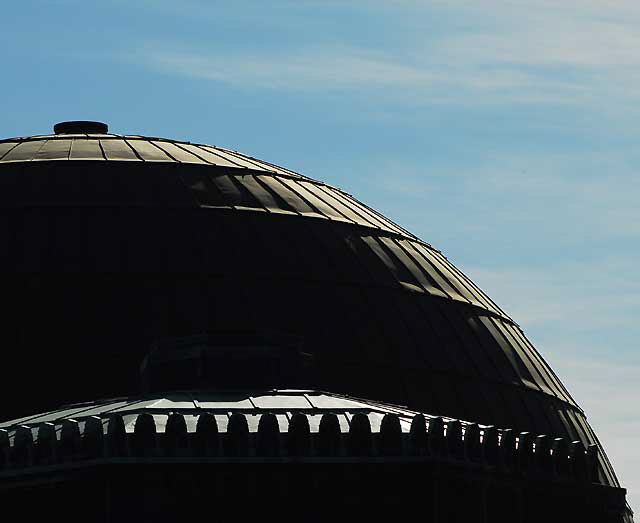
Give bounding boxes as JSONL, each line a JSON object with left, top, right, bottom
{"left": 0, "top": 124, "right": 620, "bottom": 489}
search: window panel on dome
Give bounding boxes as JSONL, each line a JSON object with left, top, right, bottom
{"left": 209, "top": 174, "right": 243, "bottom": 206}
{"left": 306, "top": 225, "right": 369, "bottom": 284}
{"left": 5, "top": 164, "right": 35, "bottom": 205}
{"left": 429, "top": 373, "right": 469, "bottom": 421}
{"left": 516, "top": 389, "right": 553, "bottom": 436}
{"left": 152, "top": 141, "right": 206, "bottom": 164}
{"left": 275, "top": 177, "right": 330, "bottom": 217}
{"left": 49, "top": 209, "right": 90, "bottom": 271}
{"left": 226, "top": 176, "right": 266, "bottom": 211}
{"left": 457, "top": 378, "right": 499, "bottom": 426}
{"left": 335, "top": 286, "right": 391, "bottom": 364}
{"left": 304, "top": 185, "right": 376, "bottom": 227}
{"left": 479, "top": 317, "right": 538, "bottom": 390}
{"left": 40, "top": 164, "right": 75, "bottom": 203}
{"left": 371, "top": 289, "right": 424, "bottom": 369}
{"left": 99, "top": 139, "right": 140, "bottom": 161}
{"left": 328, "top": 189, "right": 395, "bottom": 232}
{"left": 179, "top": 168, "right": 227, "bottom": 207}
{"left": 249, "top": 157, "right": 301, "bottom": 177}
{"left": 231, "top": 215, "right": 273, "bottom": 274}
{"left": 1, "top": 140, "right": 47, "bottom": 162}
{"left": 0, "top": 168, "right": 21, "bottom": 208}
{"left": 0, "top": 210, "right": 13, "bottom": 269}
{"left": 227, "top": 151, "right": 290, "bottom": 174}
{"left": 434, "top": 302, "right": 485, "bottom": 376}
{"left": 148, "top": 164, "right": 195, "bottom": 207}
{"left": 177, "top": 143, "right": 238, "bottom": 167}
{"left": 276, "top": 219, "right": 334, "bottom": 277}
{"left": 565, "top": 409, "right": 591, "bottom": 447}
{"left": 379, "top": 237, "right": 448, "bottom": 299}
{"left": 411, "top": 247, "right": 473, "bottom": 305}
{"left": 120, "top": 210, "right": 165, "bottom": 272}
{"left": 243, "top": 215, "right": 304, "bottom": 277}
{"left": 506, "top": 325, "right": 575, "bottom": 405}
{"left": 201, "top": 216, "right": 243, "bottom": 274}
{"left": 317, "top": 190, "right": 374, "bottom": 227}
{"left": 357, "top": 236, "right": 407, "bottom": 289}
{"left": 566, "top": 411, "right": 616, "bottom": 485}
{"left": 18, "top": 209, "right": 49, "bottom": 272}
{"left": 479, "top": 387, "right": 511, "bottom": 428}
{"left": 555, "top": 408, "right": 579, "bottom": 442}
{"left": 166, "top": 212, "right": 206, "bottom": 273}
{"left": 204, "top": 147, "right": 260, "bottom": 170}
{"left": 257, "top": 177, "right": 322, "bottom": 217}
{"left": 216, "top": 148, "right": 273, "bottom": 171}
{"left": 461, "top": 274, "right": 508, "bottom": 317}
{"left": 434, "top": 250, "right": 507, "bottom": 316}
{"left": 0, "top": 142, "right": 20, "bottom": 160}
{"left": 363, "top": 207, "right": 412, "bottom": 237}
{"left": 495, "top": 384, "right": 531, "bottom": 432}
{"left": 399, "top": 296, "right": 457, "bottom": 373}
{"left": 204, "top": 276, "right": 255, "bottom": 331}
{"left": 287, "top": 220, "right": 333, "bottom": 275}
{"left": 126, "top": 139, "right": 173, "bottom": 162}
{"left": 497, "top": 321, "right": 558, "bottom": 398}
{"left": 466, "top": 316, "right": 519, "bottom": 384}
{"left": 69, "top": 139, "right": 104, "bottom": 160}
{"left": 85, "top": 210, "right": 123, "bottom": 271}
{"left": 279, "top": 178, "right": 351, "bottom": 223}
{"left": 544, "top": 407, "right": 571, "bottom": 440}
{"left": 339, "top": 191, "right": 406, "bottom": 235}
{"left": 404, "top": 372, "right": 440, "bottom": 414}
{"left": 430, "top": 249, "right": 499, "bottom": 312}
{"left": 579, "top": 419, "right": 618, "bottom": 486}
{"left": 398, "top": 241, "right": 460, "bottom": 298}
{"left": 234, "top": 175, "right": 290, "bottom": 214}
{"left": 91, "top": 164, "right": 129, "bottom": 204}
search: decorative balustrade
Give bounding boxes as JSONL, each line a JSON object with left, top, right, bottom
{"left": 0, "top": 410, "right": 602, "bottom": 485}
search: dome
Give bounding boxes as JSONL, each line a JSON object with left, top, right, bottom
{"left": 0, "top": 122, "right": 620, "bottom": 489}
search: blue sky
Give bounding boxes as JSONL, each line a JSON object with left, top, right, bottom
{"left": 2, "top": 0, "right": 638, "bottom": 509}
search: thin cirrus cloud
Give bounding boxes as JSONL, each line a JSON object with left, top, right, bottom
{"left": 366, "top": 152, "right": 640, "bottom": 246}
{"left": 137, "top": 0, "right": 640, "bottom": 107}
{"left": 142, "top": 45, "right": 593, "bottom": 106}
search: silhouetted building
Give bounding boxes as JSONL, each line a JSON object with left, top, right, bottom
{"left": 0, "top": 121, "right": 631, "bottom": 521}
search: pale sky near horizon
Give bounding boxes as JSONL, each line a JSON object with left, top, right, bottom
{"left": 2, "top": 0, "right": 638, "bottom": 512}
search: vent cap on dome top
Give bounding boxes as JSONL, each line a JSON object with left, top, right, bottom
{"left": 53, "top": 121, "right": 109, "bottom": 134}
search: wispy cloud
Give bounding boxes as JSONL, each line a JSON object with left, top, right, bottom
{"left": 136, "top": 1, "right": 640, "bottom": 107}
{"left": 145, "top": 46, "right": 440, "bottom": 92}
{"left": 366, "top": 151, "right": 640, "bottom": 250}
{"left": 141, "top": 45, "right": 596, "bottom": 105}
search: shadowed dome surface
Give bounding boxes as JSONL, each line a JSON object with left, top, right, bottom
{"left": 0, "top": 125, "right": 620, "bottom": 489}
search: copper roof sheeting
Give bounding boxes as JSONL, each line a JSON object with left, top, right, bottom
{"left": 0, "top": 128, "right": 621, "bottom": 494}
{"left": 0, "top": 134, "right": 304, "bottom": 177}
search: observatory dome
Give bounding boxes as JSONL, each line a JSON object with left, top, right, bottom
{"left": 0, "top": 121, "right": 620, "bottom": 489}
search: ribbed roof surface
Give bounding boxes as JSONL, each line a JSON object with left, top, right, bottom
{"left": 0, "top": 133, "right": 305, "bottom": 174}
{"left": 0, "top": 127, "right": 621, "bottom": 493}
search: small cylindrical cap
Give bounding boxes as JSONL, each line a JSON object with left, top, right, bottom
{"left": 54, "top": 121, "right": 109, "bottom": 134}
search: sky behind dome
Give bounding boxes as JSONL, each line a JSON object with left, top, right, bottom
{"left": 2, "top": 0, "right": 638, "bottom": 511}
